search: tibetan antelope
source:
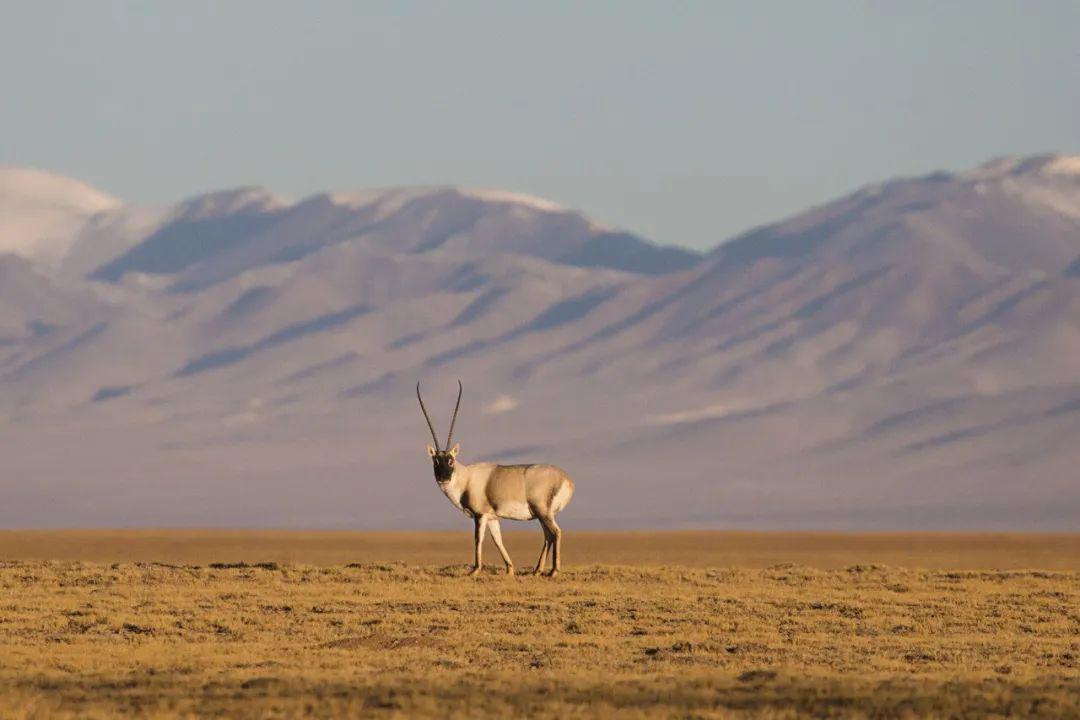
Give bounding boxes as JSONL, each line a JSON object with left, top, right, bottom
{"left": 417, "top": 381, "right": 575, "bottom": 577}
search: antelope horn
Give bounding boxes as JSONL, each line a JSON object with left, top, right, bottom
{"left": 416, "top": 382, "right": 440, "bottom": 450}
{"left": 445, "top": 380, "right": 463, "bottom": 449}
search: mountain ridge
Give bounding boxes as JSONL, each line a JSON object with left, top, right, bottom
{"left": 0, "top": 156, "right": 1077, "bottom": 529}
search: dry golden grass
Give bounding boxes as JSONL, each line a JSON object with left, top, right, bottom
{"left": 0, "top": 532, "right": 1077, "bottom": 718}
{"left": 2, "top": 529, "right": 1077, "bottom": 569}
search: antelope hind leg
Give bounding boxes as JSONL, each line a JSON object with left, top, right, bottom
{"left": 538, "top": 515, "right": 562, "bottom": 577}
{"left": 531, "top": 523, "right": 552, "bottom": 575}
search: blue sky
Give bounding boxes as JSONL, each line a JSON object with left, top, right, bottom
{"left": 3, "top": 1, "right": 1078, "bottom": 249}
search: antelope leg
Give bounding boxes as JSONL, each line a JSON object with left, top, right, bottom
{"left": 471, "top": 516, "right": 488, "bottom": 576}
{"left": 538, "top": 515, "right": 562, "bottom": 577}
{"left": 532, "top": 523, "right": 552, "bottom": 575}
{"left": 487, "top": 519, "right": 514, "bottom": 575}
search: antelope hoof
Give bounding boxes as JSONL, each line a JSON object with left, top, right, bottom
{"left": 544, "top": 569, "right": 559, "bottom": 578}
{"left": 505, "top": 565, "right": 515, "bottom": 576}
{"left": 469, "top": 566, "right": 482, "bottom": 577}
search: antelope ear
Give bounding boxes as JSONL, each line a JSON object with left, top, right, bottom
{"left": 427, "top": 445, "right": 437, "bottom": 457}
{"left": 448, "top": 443, "right": 460, "bottom": 458}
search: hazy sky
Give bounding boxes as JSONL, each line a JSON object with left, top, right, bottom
{"left": 3, "top": 1, "right": 1078, "bottom": 249}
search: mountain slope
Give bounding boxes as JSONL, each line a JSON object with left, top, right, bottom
{"left": 89, "top": 186, "right": 701, "bottom": 291}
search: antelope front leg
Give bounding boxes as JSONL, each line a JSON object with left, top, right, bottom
{"left": 487, "top": 518, "right": 514, "bottom": 575}
{"left": 470, "top": 516, "right": 488, "bottom": 577}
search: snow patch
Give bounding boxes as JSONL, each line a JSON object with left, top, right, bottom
{"left": 0, "top": 166, "right": 123, "bottom": 265}
{"left": 328, "top": 186, "right": 566, "bottom": 222}
{"left": 458, "top": 188, "right": 564, "bottom": 213}
{"left": 0, "top": 167, "right": 120, "bottom": 212}
{"left": 327, "top": 187, "right": 432, "bottom": 210}
{"left": 963, "top": 154, "right": 1080, "bottom": 182}
{"left": 327, "top": 190, "right": 390, "bottom": 208}
{"left": 327, "top": 187, "right": 455, "bottom": 222}
{"left": 1042, "top": 155, "right": 1080, "bottom": 176}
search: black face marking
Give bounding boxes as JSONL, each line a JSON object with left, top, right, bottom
{"left": 431, "top": 452, "right": 455, "bottom": 483}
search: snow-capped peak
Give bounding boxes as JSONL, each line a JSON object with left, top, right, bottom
{"left": 0, "top": 166, "right": 123, "bottom": 264}
{"left": 0, "top": 166, "right": 120, "bottom": 214}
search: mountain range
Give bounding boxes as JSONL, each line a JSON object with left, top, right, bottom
{"left": 1, "top": 156, "right": 1078, "bottom": 529}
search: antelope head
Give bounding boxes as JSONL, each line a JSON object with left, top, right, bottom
{"left": 416, "top": 380, "right": 463, "bottom": 484}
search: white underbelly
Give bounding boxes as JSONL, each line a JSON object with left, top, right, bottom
{"left": 497, "top": 501, "right": 535, "bottom": 521}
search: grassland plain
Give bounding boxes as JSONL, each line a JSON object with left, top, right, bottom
{"left": 0, "top": 532, "right": 1077, "bottom": 718}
